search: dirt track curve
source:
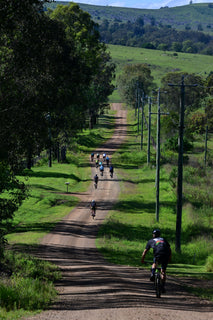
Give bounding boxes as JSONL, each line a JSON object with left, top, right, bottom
{"left": 26, "top": 103, "right": 213, "bottom": 320}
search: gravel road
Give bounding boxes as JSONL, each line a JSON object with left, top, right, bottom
{"left": 26, "top": 104, "right": 213, "bottom": 320}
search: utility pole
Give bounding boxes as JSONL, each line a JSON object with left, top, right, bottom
{"left": 147, "top": 97, "right": 152, "bottom": 165}
{"left": 135, "top": 81, "right": 138, "bottom": 118}
{"left": 137, "top": 87, "right": 140, "bottom": 135}
{"left": 155, "top": 90, "right": 161, "bottom": 222}
{"left": 151, "top": 89, "right": 169, "bottom": 222}
{"left": 168, "top": 76, "right": 197, "bottom": 253}
{"left": 140, "top": 91, "right": 144, "bottom": 150}
{"left": 204, "top": 125, "right": 208, "bottom": 167}
{"left": 46, "top": 112, "right": 52, "bottom": 168}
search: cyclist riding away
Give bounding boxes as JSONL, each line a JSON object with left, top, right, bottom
{"left": 100, "top": 164, "right": 104, "bottom": 176}
{"left": 94, "top": 174, "right": 98, "bottom": 188}
{"left": 109, "top": 165, "right": 114, "bottom": 178}
{"left": 141, "top": 228, "right": 171, "bottom": 293}
{"left": 90, "top": 200, "right": 97, "bottom": 218}
{"left": 106, "top": 156, "right": 109, "bottom": 166}
{"left": 91, "top": 152, "right": 94, "bottom": 161}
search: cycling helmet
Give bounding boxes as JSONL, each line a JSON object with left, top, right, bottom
{"left": 152, "top": 228, "right": 161, "bottom": 237}
{"left": 92, "top": 200, "right": 95, "bottom": 203}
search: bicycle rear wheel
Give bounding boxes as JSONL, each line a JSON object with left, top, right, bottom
{"left": 155, "top": 273, "right": 161, "bottom": 298}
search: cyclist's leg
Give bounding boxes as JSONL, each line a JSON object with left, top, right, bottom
{"left": 150, "top": 257, "right": 158, "bottom": 281}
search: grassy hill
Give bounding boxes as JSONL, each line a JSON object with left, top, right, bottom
{"left": 45, "top": 2, "right": 213, "bottom": 34}
{"left": 107, "top": 44, "right": 213, "bottom": 102}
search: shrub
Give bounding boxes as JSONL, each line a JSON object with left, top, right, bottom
{"left": 205, "top": 255, "right": 213, "bottom": 272}
{"left": 0, "top": 251, "right": 61, "bottom": 311}
{"left": 164, "top": 134, "right": 193, "bottom": 152}
{"left": 187, "top": 112, "right": 206, "bottom": 134}
{"left": 0, "top": 276, "right": 56, "bottom": 311}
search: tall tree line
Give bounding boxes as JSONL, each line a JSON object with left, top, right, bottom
{"left": 0, "top": 0, "right": 115, "bottom": 256}
{"left": 0, "top": 0, "right": 115, "bottom": 169}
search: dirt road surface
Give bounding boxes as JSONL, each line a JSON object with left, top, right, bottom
{"left": 26, "top": 104, "right": 213, "bottom": 320}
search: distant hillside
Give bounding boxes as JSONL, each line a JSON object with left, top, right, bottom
{"left": 44, "top": 2, "right": 213, "bottom": 34}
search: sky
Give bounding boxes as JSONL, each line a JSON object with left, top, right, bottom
{"left": 57, "top": 0, "right": 213, "bottom": 9}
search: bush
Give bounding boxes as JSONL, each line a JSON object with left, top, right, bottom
{"left": 0, "top": 251, "right": 61, "bottom": 311}
{"left": 187, "top": 112, "right": 206, "bottom": 134}
{"left": 205, "top": 255, "right": 213, "bottom": 272}
{"left": 0, "top": 276, "right": 56, "bottom": 311}
{"left": 164, "top": 134, "right": 193, "bottom": 152}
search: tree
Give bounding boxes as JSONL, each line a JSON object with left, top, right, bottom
{"left": 49, "top": 3, "right": 115, "bottom": 130}
{"left": 206, "top": 72, "right": 213, "bottom": 96}
{"left": 171, "top": 41, "right": 182, "bottom": 52}
{"left": 205, "top": 98, "right": 213, "bottom": 132}
{"left": 0, "top": 162, "right": 27, "bottom": 258}
{"left": 161, "top": 72, "right": 206, "bottom": 114}
{"left": 0, "top": 0, "right": 73, "bottom": 168}
{"left": 160, "top": 72, "right": 207, "bottom": 142}
{"left": 117, "top": 64, "right": 154, "bottom": 107}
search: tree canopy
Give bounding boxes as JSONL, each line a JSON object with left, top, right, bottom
{"left": 117, "top": 64, "right": 154, "bottom": 107}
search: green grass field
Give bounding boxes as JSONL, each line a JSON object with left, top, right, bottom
{"left": 108, "top": 44, "right": 213, "bottom": 101}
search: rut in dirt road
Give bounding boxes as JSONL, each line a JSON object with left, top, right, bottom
{"left": 26, "top": 104, "right": 213, "bottom": 320}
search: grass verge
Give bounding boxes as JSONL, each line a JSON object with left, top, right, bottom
{"left": 96, "top": 106, "right": 213, "bottom": 300}
{"left": 0, "top": 251, "right": 60, "bottom": 319}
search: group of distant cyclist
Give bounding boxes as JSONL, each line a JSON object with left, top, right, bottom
{"left": 90, "top": 152, "right": 114, "bottom": 220}
{"left": 91, "top": 152, "right": 114, "bottom": 179}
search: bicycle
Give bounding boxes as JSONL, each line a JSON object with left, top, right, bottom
{"left": 154, "top": 267, "right": 163, "bottom": 298}
{"left": 144, "top": 262, "right": 164, "bottom": 298}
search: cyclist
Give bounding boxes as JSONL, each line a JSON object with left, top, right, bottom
{"left": 95, "top": 159, "right": 99, "bottom": 168}
{"left": 141, "top": 228, "right": 171, "bottom": 292}
{"left": 106, "top": 156, "right": 110, "bottom": 166}
{"left": 109, "top": 165, "right": 114, "bottom": 178}
{"left": 91, "top": 152, "right": 94, "bottom": 161}
{"left": 100, "top": 164, "right": 104, "bottom": 176}
{"left": 90, "top": 200, "right": 97, "bottom": 217}
{"left": 103, "top": 153, "right": 106, "bottom": 161}
{"left": 94, "top": 174, "right": 99, "bottom": 188}
{"left": 96, "top": 153, "right": 100, "bottom": 160}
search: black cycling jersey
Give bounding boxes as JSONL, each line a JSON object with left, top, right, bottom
{"left": 145, "top": 237, "right": 171, "bottom": 257}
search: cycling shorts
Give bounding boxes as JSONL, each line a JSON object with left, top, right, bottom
{"left": 153, "top": 255, "right": 169, "bottom": 271}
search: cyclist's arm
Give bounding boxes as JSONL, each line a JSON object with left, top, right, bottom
{"left": 141, "top": 248, "right": 149, "bottom": 263}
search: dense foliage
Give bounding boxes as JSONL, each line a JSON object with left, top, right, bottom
{"left": 48, "top": 3, "right": 115, "bottom": 129}
{"left": 98, "top": 18, "right": 213, "bottom": 55}
{"left": 117, "top": 64, "right": 154, "bottom": 107}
